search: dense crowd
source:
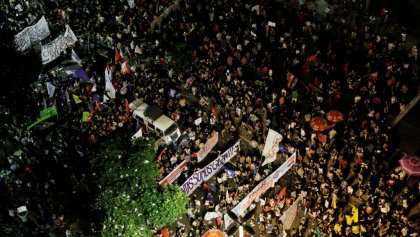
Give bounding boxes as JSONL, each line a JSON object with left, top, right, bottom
{"left": 1, "top": 0, "right": 420, "bottom": 236}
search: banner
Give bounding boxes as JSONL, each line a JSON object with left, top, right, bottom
{"left": 15, "top": 16, "right": 50, "bottom": 51}
{"left": 197, "top": 132, "right": 218, "bottom": 162}
{"left": 27, "top": 106, "right": 58, "bottom": 129}
{"left": 180, "top": 141, "right": 240, "bottom": 195}
{"left": 231, "top": 152, "right": 296, "bottom": 217}
{"left": 41, "top": 26, "right": 78, "bottom": 64}
{"left": 159, "top": 160, "right": 188, "bottom": 186}
{"left": 127, "top": 0, "right": 136, "bottom": 8}
{"left": 280, "top": 193, "right": 303, "bottom": 230}
{"left": 261, "top": 129, "right": 283, "bottom": 166}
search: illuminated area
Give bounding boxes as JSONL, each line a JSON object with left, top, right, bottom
{"left": 0, "top": 0, "right": 419, "bottom": 236}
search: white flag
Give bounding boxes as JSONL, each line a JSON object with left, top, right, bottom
{"left": 261, "top": 129, "right": 283, "bottom": 166}
{"left": 46, "top": 82, "right": 56, "bottom": 98}
{"left": 105, "top": 81, "right": 116, "bottom": 99}
{"left": 71, "top": 49, "right": 82, "bottom": 65}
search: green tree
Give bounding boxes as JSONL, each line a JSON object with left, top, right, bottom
{"left": 91, "top": 135, "right": 188, "bottom": 236}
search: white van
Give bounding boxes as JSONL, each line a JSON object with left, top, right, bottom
{"left": 131, "top": 100, "right": 181, "bottom": 144}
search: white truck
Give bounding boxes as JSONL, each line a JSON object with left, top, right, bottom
{"left": 130, "top": 99, "right": 181, "bottom": 144}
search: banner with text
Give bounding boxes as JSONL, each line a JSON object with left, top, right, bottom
{"left": 280, "top": 193, "right": 303, "bottom": 230}
{"left": 181, "top": 141, "right": 240, "bottom": 195}
{"left": 159, "top": 160, "right": 188, "bottom": 186}
{"left": 15, "top": 16, "right": 50, "bottom": 51}
{"left": 197, "top": 132, "right": 219, "bottom": 162}
{"left": 261, "top": 129, "right": 283, "bottom": 166}
{"left": 231, "top": 152, "right": 296, "bottom": 217}
{"left": 41, "top": 26, "right": 78, "bottom": 64}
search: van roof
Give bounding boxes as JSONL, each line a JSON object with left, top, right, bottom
{"left": 153, "top": 115, "right": 175, "bottom": 133}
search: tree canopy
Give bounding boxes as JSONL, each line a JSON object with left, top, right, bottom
{"left": 90, "top": 135, "right": 188, "bottom": 236}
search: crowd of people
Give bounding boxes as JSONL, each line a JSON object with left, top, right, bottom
{"left": 1, "top": 0, "right": 420, "bottom": 236}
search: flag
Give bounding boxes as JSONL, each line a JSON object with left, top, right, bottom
{"left": 161, "top": 228, "right": 169, "bottom": 237}
{"left": 121, "top": 60, "right": 131, "bottom": 75}
{"left": 64, "top": 69, "right": 89, "bottom": 81}
{"left": 72, "top": 94, "right": 82, "bottom": 104}
{"left": 105, "top": 81, "right": 116, "bottom": 99}
{"left": 104, "top": 66, "right": 112, "bottom": 83}
{"left": 115, "top": 47, "right": 122, "bottom": 64}
{"left": 287, "top": 72, "right": 296, "bottom": 88}
{"left": 332, "top": 193, "right": 337, "bottom": 209}
{"left": 82, "top": 111, "right": 90, "bottom": 122}
{"left": 211, "top": 105, "right": 218, "bottom": 118}
{"left": 222, "top": 166, "right": 235, "bottom": 178}
{"left": 277, "top": 187, "right": 287, "bottom": 204}
{"left": 46, "top": 82, "right": 56, "bottom": 98}
{"left": 124, "top": 99, "right": 130, "bottom": 113}
{"left": 74, "top": 69, "right": 89, "bottom": 81}
{"left": 316, "top": 228, "right": 321, "bottom": 237}
{"left": 352, "top": 205, "right": 358, "bottom": 223}
{"left": 261, "top": 129, "right": 283, "bottom": 166}
{"left": 71, "top": 49, "right": 82, "bottom": 65}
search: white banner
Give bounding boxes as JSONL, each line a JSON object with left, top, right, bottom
{"left": 197, "top": 132, "right": 219, "bottom": 162}
{"left": 15, "top": 16, "right": 50, "bottom": 51}
{"left": 159, "top": 160, "right": 188, "bottom": 186}
{"left": 231, "top": 152, "right": 296, "bottom": 217}
{"left": 41, "top": 26, "right": 78, "bottom": 64}
{"left": 127, "top": 0, "right": 136, "bottom": 8}
{"left": 280, "top": 194, "right": 303, "bottom": 230}
{"left": 180, "top": 141, "right": 240, "bottom": 195}
{"left": 261, "top": 129, "right": 283, "bottom": 166}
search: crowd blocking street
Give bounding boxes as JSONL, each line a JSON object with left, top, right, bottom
{"left": 1, "top": 0, "right": 420, "bottom": 236}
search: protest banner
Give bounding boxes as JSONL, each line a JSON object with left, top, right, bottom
{"left": 261, "top": 129, "right": 283, "bottom": 166}
{"left": 41, "top": 26, "right": 78, "bottom": 64}
{"left": 280, "top": 193, "right": 303, "bottom": 230}
{"left": 159, "top": 160, "right": 188, "bottom": 186}
{"left": 27, "top": 106, "right": 58, "bottom": 129}
{"left": 231, "top": 152, "right": 296, "bottom": 217}
{"left": 180, "top": 141, "right": 240, "bottom": 195}
{"left": 197, "top": 132, "right": 218, "bottom": 162}
{"left": 15, "top": 16, "right": 50, "bottom": 51}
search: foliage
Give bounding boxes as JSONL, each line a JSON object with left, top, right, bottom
{"left": 91, "top": 135, "right": 188, "bottom": 236}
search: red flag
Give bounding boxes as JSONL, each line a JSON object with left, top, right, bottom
{"left": 124, "top": 99, "right": 130, "bottom": 114}
{"left": 211, "top": 105, "right": 218, "bottom": 118}
{"left": 115, "top": 48, "right": 122, "bottom": 64}
{"left": 287, "top": 72, "right": 296, "bottom": 88}
{"left": 277, "top": 187, "right": 287, "bottom": 204}
{"left": 161, "top": 228, "right": 169, "bottom": 237}
{"left": 121, "top": 60, "right": 131, "bottom": 75}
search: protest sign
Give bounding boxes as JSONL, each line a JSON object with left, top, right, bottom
{"left": 197, "top": 132, "right": 218, "bottom": 162}
{"left": 159, "top": 160, "right": 188, "bottom": 186}
{"left": 41, "top": 26, "right": 78, "bottom": 64}
{"left": 231, "top": 152, "right": 296, "bottom": 217}
{"left": 15, "top": 16, "right": 50, "bottom": 51}
{"left": 180, "top": 141, "right": 240, "bottom": 195}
